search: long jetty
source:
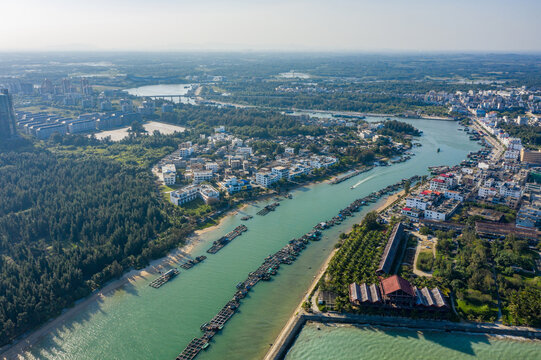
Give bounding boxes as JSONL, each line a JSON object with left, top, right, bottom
{"left": 174, "top": 175, "right": 419, "bottom": 359}
{"left": 206, "top": 225, "right": 247, "bottom": 254}
{"left": 330, "top": 165, "right": 374, "bottom": 185}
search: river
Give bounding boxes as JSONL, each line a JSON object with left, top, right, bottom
{"left": 124, "top": 84, "right": 197, "bottom": 104}
{"left": 10, "top": 117, "right": 511, "bottom": 360}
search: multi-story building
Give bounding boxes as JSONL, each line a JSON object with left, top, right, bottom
{"left": 67, "top": 119, "right": 96, "bottom": 133}
{"left": 521, "top": 149, "right": 541, "bottom": 166}
{"left": 219, "top": 176, "right": 252, "bottom": 194}
{"left": 255, "top": 171, "right": 279, "bottom": 188}
{"left": 205, "top": 162, "right": 219, "bottom": 172}
{"left": 429, "top": 178, "right": 448, "bottom": 192}
{"left": 198, "top": 184, "right": 220, "bottom": 203}
{"left": 179, "top": 147, "right": 194, "bottom": 158}
{"left": 271, "top": 166, "right": 290, "bottom": 180}
{"left": 192, "top": 170, "right": 213, "bottom": 184}
{"left": 170, "top": 185, "right": 199, "bottom": 205}
{"left": 0, "top": 89, "right": 17, "bottom": 139}
{"left": 35, "top": 123, "right": 68, "bottom": 139}
{"left": 162, "top": 164, "right": 177, "bottom": 185}
{"left": 170, "top": 184, "right": 220, "bottom": 205}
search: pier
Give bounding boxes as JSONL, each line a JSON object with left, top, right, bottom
{"left": 206, "top": 225, "right": 248, "bottom": 254}
{"left": 256, "top": 202, "right": 280, "bottom": 216}
{"left": 329, "top": 165, "right": 374, "bottom": 185}
{"left": 180, "top": 256, "right": 207, "bottom": 270}
{"left": 148, "top": 268, "right": 179, "bottom": 289}
{"left": 174, "top": 175, "right": 420, "bottom": 359}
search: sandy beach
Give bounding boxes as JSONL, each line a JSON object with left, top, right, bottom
{"left": 0, "top": 235, "right": 204, "bottom": 360}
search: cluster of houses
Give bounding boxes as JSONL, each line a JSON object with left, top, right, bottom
{"left": 421, "top": 87, "right": 541, "bottom": 123}
{"left": 254, "top": 154, "right": 337, "bottom": 188}
{"left": 158, "top": 127, "right": 339, "bottom": 207}
{"left": 401, "top": 173, "right": 465, "bottom": 221}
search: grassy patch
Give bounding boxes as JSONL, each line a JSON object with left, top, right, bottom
{"left": 457, "top": 298, "right": 499, "bottom": 321}
{"left": 416, "top": 250, "right": 434, "bottom": 272}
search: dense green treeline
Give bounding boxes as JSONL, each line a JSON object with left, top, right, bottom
{"left": 0, "top": 147, "right": 190, "bottom": 345}
{"left": 500, "top": 123, "right": 541, "bottom": 149}
{"left": 161, "top": 104, "right": 324, "bottom": 138}
{"left": 320, "top": 214, "right": 387, "bottom": 311}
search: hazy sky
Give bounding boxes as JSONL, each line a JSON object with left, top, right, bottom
{"left": 2, "top": 0, "right": 540, "bottom": 52}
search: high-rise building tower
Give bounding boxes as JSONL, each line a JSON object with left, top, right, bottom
{"left": 81, "top": 77, "right": 92, "bottom": 95}
{"left": 40, "top": 78, "right": 54, "bottom": 94}
{"left": 0, "top": 89, "right": 17, "bottom": 139}
{"left": 61, "top": 78, "right": 72, "bottom": 94}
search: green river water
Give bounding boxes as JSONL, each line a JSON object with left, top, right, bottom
{"left": 11, "top": 117, "right": 538, "bottom": 360}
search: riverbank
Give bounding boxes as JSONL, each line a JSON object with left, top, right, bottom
{"left": 264, "top": 193, "right": 402, "bottom": 360}
{"left": 4, "top": 116, "right": 482, "bottom": 360}
{"left": 0, "top": 237, "right": 203, "bottom": 360}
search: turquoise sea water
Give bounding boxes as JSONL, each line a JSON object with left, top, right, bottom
{"left": 286, "top": 323, "right": 541, "bottom": 360}
{"left": 6, "top": 117, "right": 504, "bottom": 360}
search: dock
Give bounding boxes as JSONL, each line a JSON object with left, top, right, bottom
{"left": 149, "top": 268, "right": 179, "bottom": 288}
{"left": 256, "top": 202, "right": 280, "bottom": 216}
{"left": 174, "top": 174, "right": 421, "bottom": 359}
{"left": 180, "top": 256, "right": 207, "bottom": 270}
{"left": 206, "top": 225, "right": 248, "bottom": 254}
{"left": 330, "top": 165, "right": 374, "bottom": 185}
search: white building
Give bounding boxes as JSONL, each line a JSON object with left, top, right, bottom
{"left": 170, "top": 184, "right": 219, "bottom": 205}
{"left": 499, "top": 183, "right": 522, "bottom": 198}
{"left": 236, "top": 147, "right": 253, "bottom": 155}
{"left": 205, "top": 162, "right": 219, "bottom": 172}
{"left": 162, "top": 164, "right": 177, "bottom": 185}
{"left": 198, "top": 184, "right": 220, "bottom": 203}
{"left": 192, "top": 170, "right": 213, "bottom": 184}
{"left": 429, "top": 178, "right": 448, "bottom": 192}
{"left": 504, "top": 150, "right": 520, "bottom": 160}
{"left": 504, "top": 137, "right": 523, "bottom": 151}
{"left": 271, "top": 166, "right": 290, "bottom": 180}
{"left": 179, "top": 147, "right": 194, "bottom": 158}
{"left": 444, "top": 190, "right": 464, "bottom": 202}
{"left": 255, "top": 171, "right": 279, "bottom": 188}
{"left": 478, "top": 186, "right": 498, "bottom": 198}
{"left": 170, "top": 185, "right": 199, "bottom": 205}
{"left": 405, "top": 197, "right": 430, "bottom": 210}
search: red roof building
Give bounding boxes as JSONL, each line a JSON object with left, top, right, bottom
{"left": 380, "top": 275, "right": 416, "bottom": 307}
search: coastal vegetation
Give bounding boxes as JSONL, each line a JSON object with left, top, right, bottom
{"left": 0, "top": 141, "right": 193, "bottom": 346}
{"left": 319, "top": 214, "right": 387, "bottom": 312}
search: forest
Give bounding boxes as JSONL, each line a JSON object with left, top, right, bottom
{"left": 0, "top": 144, "right": 191, "bottom": 346}
{"left": 409, "top": 228, "right": 541, "bottom": 326}
{"left": 160, "top": 104, "right": 325, "bottom": 139}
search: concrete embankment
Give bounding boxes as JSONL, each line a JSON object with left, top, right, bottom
{"left": 265, "top": 313, "right": 541, "bottom": 360}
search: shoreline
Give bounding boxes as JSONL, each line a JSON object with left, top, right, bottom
{"left": 0, "top": 237, "right": 203, "bottom": 360}
{"left": 264, "top": 193, "right": 399, "bottom": 360}
{"left": 311, "top": 321, "right": 540, "bottom": 343}
{"left": 0, "top": 153, "right": 408, "bottom": 359}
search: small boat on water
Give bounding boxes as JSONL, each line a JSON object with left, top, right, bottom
{"left": 437, "top": 148, "right": 441, "bottom": 153}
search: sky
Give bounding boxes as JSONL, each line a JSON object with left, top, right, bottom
{"left": 2, "top": 0, "right": 540, "bottom": 52}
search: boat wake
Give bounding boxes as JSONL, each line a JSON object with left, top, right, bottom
{"left": 351, "top": 174, "right": 377, "bottom": 189}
